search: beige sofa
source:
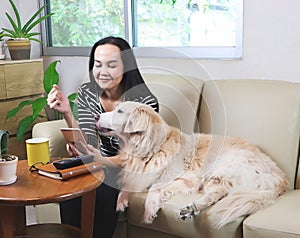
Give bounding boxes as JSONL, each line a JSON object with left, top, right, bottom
{"left": 32, "top": 74, "right": 300, "bottom": 238}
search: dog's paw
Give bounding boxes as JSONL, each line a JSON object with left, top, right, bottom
{"left": 177, "top": 204, "right": 200, "bottom": 221}
{"left": 142, "top": 206, "right": 159, "bottom": 224}
{"left": 116, "top": 191, "right": 130, "bottom": 212}
{"left": 142, "top": 213, "right": 157, "bottom": 224}
{"left": 116, "top": 201, "right": 128, "bottom": 212}
{"left": 116, "top": 196, "right": 129, "bottom": 212}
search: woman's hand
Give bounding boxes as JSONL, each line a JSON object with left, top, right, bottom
{"left": 47, "top": 84, "right": 71, "bottom": 114}
{"left": 67, "top": 140, "right": 128, "bottom": 168}
{"left": 67, "top": 142, "right": 103, "bottom": 163}
{"left": 85, "top": 144, "right": 127, "bottom": 168}
{"left": 66, "top": 143, "right": 82, "bottom": 157}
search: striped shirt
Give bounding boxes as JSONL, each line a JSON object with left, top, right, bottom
{"left": 77, "top": 82, "right": 159, "bottom": 157}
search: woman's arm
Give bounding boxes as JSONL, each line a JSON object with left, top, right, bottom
{"left": 47, "top": 84, "right": 79, "bottom": 129}
{"left": 88, "top": 145, "right": 127, "bottom": 168}
{"left": 68, "top": 143, "right": 126, "bottom": 168}
{"left": 47, "top": 84, "right": 83, "bottom": 156}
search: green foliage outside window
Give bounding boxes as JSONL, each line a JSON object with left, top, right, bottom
{"left": 50, "top": 0, "right": 124, "bottom": 46}
{"left": 135, "top": 0, "right": 191, "bottom": 46}
{"left": 47, "top": 0, "right": 235, "bottom": 48}
{"left": 48, "top": 0, "right": 193, "bottom": 47}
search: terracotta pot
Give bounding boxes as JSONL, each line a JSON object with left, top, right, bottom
{"left": 7, "top": 39, "right": 31, "bottom": 60}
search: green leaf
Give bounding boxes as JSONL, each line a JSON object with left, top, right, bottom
{"left": 32, "top": 97, "right": 47, "bottom": 116}
{"left": 69, "top": 101, "right": 78, "bottom": 121}
{"left": 8, "top": 0, "right": 22, "bottom": 32}
{"left": 22, "top": 5, "right": 47, "bottom": 33}
{"left": 68, "top": 92, "right": 78, "bottom": 101}
{"left": 24, "top": 13, "right": 54, "bottom": 35}
{"left": 25, "top": 32, "right": 41, "bottom": 38}
{"left": 1, "top": 27, "right": 19, "bottom": 36}
{"left": 28, "top": 38, "right": 43, "bottom": 44}
{"left": 5, "top": 13, "right": 21, "bottom": 35}
{"left": 68, "top": 92, "right": 78, "bottom": 120}
{"left": 5, "top": 100, "right": 34, "bottom": 121}
{"left": 44, "top": 60, "right": 60, "bottom": 93}
{"left": 17, "top": 115, "right": 37, "bottom": 141}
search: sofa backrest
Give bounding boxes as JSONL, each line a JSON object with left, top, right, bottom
{"left": 199, "top": 79, "right": 300, "bottom": 189}
{"left": 143, "top": 74, "right": 203, "bottom": 134}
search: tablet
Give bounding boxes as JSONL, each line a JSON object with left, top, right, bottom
{"left": 60, "top": 128, "right": 87, "bottom": 146}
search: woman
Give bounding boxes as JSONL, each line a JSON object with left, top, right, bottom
{"left": 47, "top": 36, "right": 159, "bottom": 237}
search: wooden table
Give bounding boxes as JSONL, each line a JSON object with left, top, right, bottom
{"left": 0, "top": 160, "right": 104, "bottom": 238}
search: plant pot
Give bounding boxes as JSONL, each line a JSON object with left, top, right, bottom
{"left": 0, "top": 154, "right": 18, "bottom": 185}
{"left": 7, "top": 39, "right": 31, "bottom": 60}
{"left": 0, "top": 41, "right": 5, "bottom": 59}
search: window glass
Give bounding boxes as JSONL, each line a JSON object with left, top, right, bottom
{"left": 134, "top": 0, "right": 237, "bottom": 47}
{"left": 43, "top": 0, "right": 242, "bottom": 58}
{"left": 48, "top": 0, "right": 125, "bottom": 47}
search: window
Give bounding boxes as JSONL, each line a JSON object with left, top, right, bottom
{"left": 42, "top": 0, "right": 243, "bottom": 59}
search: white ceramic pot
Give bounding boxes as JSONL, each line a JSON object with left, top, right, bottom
{"left": 0, "top": 154, "right": 18, "bottom": 185}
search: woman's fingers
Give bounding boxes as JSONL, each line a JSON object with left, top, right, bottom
{"left": 47, "top": 85, "right": 71, "bottom": 113}
{"left": 66, "top": 143, "right": 81, "bottom": 157}
{"left": 47, "top": 86, "right": 61, "bottom": 107}
{"left": 75, "top": 140, "right": 89, "bottom": 155}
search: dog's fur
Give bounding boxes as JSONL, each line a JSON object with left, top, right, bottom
{"left": 96, "top": 101, "right": 288, "bottom": 228}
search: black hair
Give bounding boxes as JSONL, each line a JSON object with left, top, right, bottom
{"left": 88, "top": 36, "right": 155, "bottom": 101}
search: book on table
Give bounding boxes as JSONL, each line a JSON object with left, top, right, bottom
{"left": 37, "top": 159, "right": 103, "bottom": 180}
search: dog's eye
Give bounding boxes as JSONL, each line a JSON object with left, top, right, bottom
{"left": 117, "top": 109, "right": 123, "bottom": 113}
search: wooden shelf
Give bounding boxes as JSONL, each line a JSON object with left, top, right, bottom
{"left": 0, "top": 58, "right": 43, "bottom": 65}
{"left": 0, "top": 59, "right": 46, "bottom": 158}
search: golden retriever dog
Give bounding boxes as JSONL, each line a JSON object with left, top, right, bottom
{"left": 96, "top": 101, "right": 288, "bottom": 228}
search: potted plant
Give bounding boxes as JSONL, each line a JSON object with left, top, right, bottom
{"left": 0, "top": 154, "right": 18, "bottom": 185}
{"left": 0, "top": 0, "right": 53, "bottom": 60}
{"left": 0, "top": 129, "right": 17, "bottom": 185}
{"left": 5, "top": 60, "right": 78, "bottom": 141}
{"left": 0, "top": 31, "right": 5, "bottom": 59}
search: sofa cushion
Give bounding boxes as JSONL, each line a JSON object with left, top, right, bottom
{"left": 243, "top": 190, "right": 300, "bottom": 238}
{"left": 199, "top": 80, "right": 300, "bottom": 189}
{"left": 143, "top": 74, "right": 203, "bottom": 134}
{"left": 127, "top": 192, "right": 243, "bottom": 238}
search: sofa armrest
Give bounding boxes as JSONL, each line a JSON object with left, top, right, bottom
{"left": 32, "top": 120, "right": 69, "bottom": 158}
{"left": 243, "top": 190, "right": 300, "bottom": 237}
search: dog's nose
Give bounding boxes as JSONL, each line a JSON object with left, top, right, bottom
{"left": 94, "top": 114, "right": 100, "bottom": 122}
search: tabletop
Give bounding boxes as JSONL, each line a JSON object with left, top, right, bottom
{"left": 0, "top": 160, "right": 104, "bottom": 205}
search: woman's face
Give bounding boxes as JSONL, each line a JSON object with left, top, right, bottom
{"left": 93, "top": 44, "right": 124, "bottom": 91}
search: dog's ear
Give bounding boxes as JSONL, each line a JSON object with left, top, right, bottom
{"left": 124, "top": 106, "right": 151, "bottom": 133}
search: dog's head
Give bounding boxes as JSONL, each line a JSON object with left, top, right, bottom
{"left": 95, "top": 101, "right": 168, "bottom": 157}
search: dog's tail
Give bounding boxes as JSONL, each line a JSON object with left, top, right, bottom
{"left": 207, "top": 190, "right": 280, "bottom": 228}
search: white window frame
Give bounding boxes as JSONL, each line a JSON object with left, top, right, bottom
{"left": 41, "top": 0, "right": 243, "bottom": 59}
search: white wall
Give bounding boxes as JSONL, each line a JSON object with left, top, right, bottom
{"left": 1, "top": 0, "right": 300, "bottom": 95}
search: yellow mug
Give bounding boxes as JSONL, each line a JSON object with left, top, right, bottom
{"left": 26, "top": 138, "right": 50, "bottom": 166}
